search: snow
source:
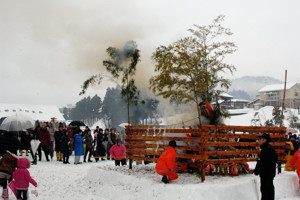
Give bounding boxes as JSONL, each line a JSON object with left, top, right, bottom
{"left": 5, "top": 105, "right": 300, "bottom": 200}
{"left": 7, "top": 157, "right": 300, "bottom": 200}
{"left": 0, "top": 103, "right": 65, "bottom": 121}
{"left": 259, "top": 82, "right": 298, "bottom": 92}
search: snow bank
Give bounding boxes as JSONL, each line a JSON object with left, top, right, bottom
{"left": 7, "top": 156, "right": 300, "bottom": 200}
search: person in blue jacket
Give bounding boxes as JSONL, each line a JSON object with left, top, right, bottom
{"left": 74, "top": 130, "right": 85, "bottom": 165}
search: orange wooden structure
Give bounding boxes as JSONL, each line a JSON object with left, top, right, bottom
{"left": 125, "top": 124, "right": 286, "bottom": 182}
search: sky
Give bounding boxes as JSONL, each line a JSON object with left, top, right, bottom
{"left": 0, "top": 0, "right": 299, "bottom": 107}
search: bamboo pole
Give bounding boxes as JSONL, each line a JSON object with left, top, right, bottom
{"left": 280, "top": 70, "right": 287, "bottom": 127}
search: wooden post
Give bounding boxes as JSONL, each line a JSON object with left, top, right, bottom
{"left": 280, "top": 70, "right": 287, "bottom": 127}
{"left": 129, "top": 159, "right": 133, "bottom": 169}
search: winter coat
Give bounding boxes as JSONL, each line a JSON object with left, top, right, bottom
{"left": 84, "top": 134, "right": 93, "bottom": 150}
{"left": 30, "top": 125, "right": 40, "bottom": 140}
{"left": 74, "top": 134, "right": 84, "bottom": 156}
{"left": 96, "top": 133, "right": 106, "bottom": 156}
{"left": 0, "top": 151, "right": 18, "bottom": 176}
{"left": 39, "top": 128, "right": 51, "bottom": 146}
{"left": 12, "top": 158, "right": 37, "bottom": 189}
{"left": 54, "top": 130, "right": 64, "bottom": 152}
{"left": 290, "top": 150, "right": 300, "bottom": 172}
{"left": 285, "top": 141, "right": 296, "bottom": 171}
{"left": 254, "top": 142, "right": 278, "bottom": 179}
{"left": 0, "top": 132, "right": 20, "bottom": 156}
{"left": 109, "top": 144, "right": 126, "bottom": 160}
{"left": 61, "top": 135, "right": 71, "bottom": 154}
{"left": 20, "top": 131, "right": 31, "bottom": 150}
{"left": 155, "top": 146, "right": 177, "bottom": 174}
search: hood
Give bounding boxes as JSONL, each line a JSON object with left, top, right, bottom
{"left": 17, "top": 158, "right": 29, "bottom": 169}
{"left": 286, "top": 141, "right": 294, "bottom": 151}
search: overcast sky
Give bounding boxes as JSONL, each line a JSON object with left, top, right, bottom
{"left": 1, "top": 0, "right": 299, "bottom": 107}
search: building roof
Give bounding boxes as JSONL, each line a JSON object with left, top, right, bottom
{"left": 259, "top": 82, "right": 298, "bottom": 92}
{"left": 220, "top": 93, "right": 233, "bottom": 99}
{"left": 0, "top": 103, "right": 65, "bottom": 121}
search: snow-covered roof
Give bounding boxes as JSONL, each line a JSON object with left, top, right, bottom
{"left": 0, "top": 103, "right": 65, "bottom": 121}
{"left": 219, "top": 93, "right": 233, "bottom": 98}
{"left": 230, "top": 99, "right": 250, "bottom": 103}
{"left": 259, "top": 82, "right": 298, "bottom": 92}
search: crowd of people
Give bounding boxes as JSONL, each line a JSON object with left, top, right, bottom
{"left": 0, "top": 121, "right": 127, "bottom": 167}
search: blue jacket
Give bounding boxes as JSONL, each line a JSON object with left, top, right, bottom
{"left": 74, "top": 134, "right": 84, "bottom": 156}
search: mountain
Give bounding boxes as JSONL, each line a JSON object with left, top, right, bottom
{"left": 229, "top": 76, "right": 282, "bottom": 99}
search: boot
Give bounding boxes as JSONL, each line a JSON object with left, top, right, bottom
{"left": 19, "top": 150, "right": 23, "bottom": 156}
{"left": 59, "top": 153, "right": 63, "bottom": 161}
{"left": 162, "top": 175, "right": 169, "bottom": 184}
{"left": 56, "top": 153, "right": 60, "bottom": 161}
{"left": 2, "top": 189, "right": 8, "bottom": 199}
{"left": 26, "top": 150, "right": 29, "bottom": 156}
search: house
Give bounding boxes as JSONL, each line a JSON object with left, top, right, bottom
{"left": 259, "top": 82, "right": 300, "bottom": 109}
{"left": 212, "top": 93, "right": 250, "bottom": 109}
{"left": 0, "top": 103, "right": 65, "bottom": 121}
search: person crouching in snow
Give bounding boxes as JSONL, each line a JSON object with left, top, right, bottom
{"left": 0, "top": 151, "right": 18, "bottom": 200}
{"left": 289, "top": 148, "right": 300, "bottom": 189}
{"left": 12, "top": 158, "right": 37, "bottom": 200}
{"left": 155, "top": 140, "right": 178, "bottom": 184}
{"left": 109, "top": 139, "right": 127, "bottom": 166}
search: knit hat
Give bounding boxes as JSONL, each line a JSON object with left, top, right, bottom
{"left": 259, "top": 133, "right": 271, "bottom": 143}
{"left": 169, "top": 140, "right": 177, "bottom": 148}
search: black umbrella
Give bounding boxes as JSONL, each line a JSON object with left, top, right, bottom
{"left": 69, "top": 121, "right": 85, "bottom": 127}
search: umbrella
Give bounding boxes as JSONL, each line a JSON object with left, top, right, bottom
{"left": 118, "top": 123, "right": 131, "bottom": 129}
{"left": 30, "top": 140, "right": 41, "bottom": 155}
{"left": 69, "top": 120, "right": 85, "bottom": 127}
{"left": 0, "top": 113, "right": 35, "bottom": 132}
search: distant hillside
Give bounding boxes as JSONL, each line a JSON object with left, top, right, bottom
{"left": 229, "top": 76, "right": 282, "bottom": 99}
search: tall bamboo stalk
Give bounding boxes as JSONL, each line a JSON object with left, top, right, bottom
{"left": 280, "top": 70, "right": 287, "bottom": 127}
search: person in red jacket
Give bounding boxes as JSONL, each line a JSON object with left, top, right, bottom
{"left": 38, "top": 123, "right": 51, "bottom": 161}
{"left": 155, "top": 140, "right": 178, "bottom": 184}
{"left": 289, "top": 149, "right": 300, "bottom": 189}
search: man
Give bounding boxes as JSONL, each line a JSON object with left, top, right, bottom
{"left": 38, "top": 123, "right": 51, "bottom": 161}
{"left": 254, "top": 133, "right": 278, "bottom": 200}
{"left": 155, "top": 140, "right": 178, "bottom": 184}
{"left": 54, "top": 125, "right": 64, "bottom": 161}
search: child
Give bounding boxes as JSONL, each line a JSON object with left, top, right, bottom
{"left": 0, "top": 151, "right": 18, "bottom": 200}
{"left": 109, "top": 139, "right": 127, "bottom": 166}
{"left": 12, "top": 158, "right": 37, "bottom": 200}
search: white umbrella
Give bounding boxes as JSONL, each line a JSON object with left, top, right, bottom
{"left": 118, "top": 123, "right": 131, "bottom": 129}
{"left": 0, "top": 113, "right": 35, "bottom": 132}
{"left": 30, "top": 140, "right": 40, "bottom": 155}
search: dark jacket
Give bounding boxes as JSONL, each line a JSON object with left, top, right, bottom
{"left": 20, "top": 131, "right": 31, "bottom": 150}
{"left": 0, "top": 132, "right": 20, "bottom": 156}
{"left": 54, "top": 130, "right": 64, "bottom": 152}
{"left": 84, "top": 134, "right": 94, "bottom": 150}
{"left": 61, "top": 135, "right": 71, "bottom": 154}
{"left": 254, "top": 142, "right": 278, "bottom": 178}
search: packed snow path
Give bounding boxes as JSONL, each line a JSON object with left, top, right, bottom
{"left": 8, "top": 156, "right": 300, "bottom": 200}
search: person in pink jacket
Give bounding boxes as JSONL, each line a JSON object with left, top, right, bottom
{"left": 12, "top": 158, "right": 37, "bottom": 200}
{"left": 109, "top": 139, "right": 127, "bottom": 166}
{"left": 290, "top": 149, "right": 300, "bottom": 190}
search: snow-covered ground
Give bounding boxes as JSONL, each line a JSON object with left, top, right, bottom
{"left": 6, "top": 156, "right": 300, "bottom": 200}
{"left": 6, "top": 106, "right": 300, "bottom": 200}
